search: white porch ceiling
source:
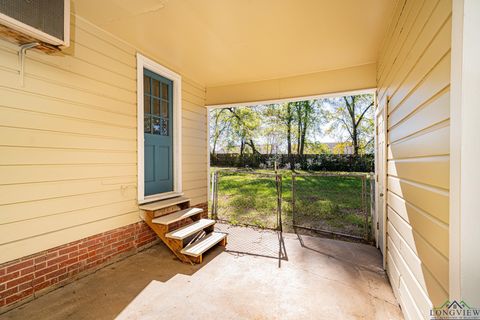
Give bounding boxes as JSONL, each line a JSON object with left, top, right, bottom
{"left": 73, "top": 0, "right": 396, "bottom": 87}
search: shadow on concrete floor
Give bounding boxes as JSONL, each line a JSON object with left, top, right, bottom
{"left": 294, "top": 231, "right": 385, "bottom": 275}
{"left": 2, "top": 225, "right": 402, "bottom": 320}
{"left": 0, "top": 241, "right": 225, "bottom": 320}
{"left": 215, "top": 223, "right": 288, "bottom": 267}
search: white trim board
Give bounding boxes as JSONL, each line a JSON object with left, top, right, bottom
{"left": 207, "top": 106, "right": 211, "bottom": 200}
{"left": 136, "top": 53, "right": 183, "bottom": 204}
{"left": 206, "top": 88, "right": 376, "bottom": 109}
{"left": 374, "top": 94, "right": 388, "bottom": 269}
{"left": 450, "top": 0, "right": 480, "bottom": 303}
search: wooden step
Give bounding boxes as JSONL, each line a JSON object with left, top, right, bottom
{"left": 152, "top": 207, "right": 203, "bottom": 225}
{"left": 165, "top": 219, "right": 215, "bottom": 240}
{"left": 181, "top": 232, "right": 227, "bottom": 257}
{"left": 139, "top": 196, "right": 190, "bottom": 212}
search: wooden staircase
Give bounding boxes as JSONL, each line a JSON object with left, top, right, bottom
{"left": 140, "top": 197, "right": 227, "bottom": 264}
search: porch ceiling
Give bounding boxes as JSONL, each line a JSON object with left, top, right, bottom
{"left": 73, "top": 0, "right": 395, "bottom": 87}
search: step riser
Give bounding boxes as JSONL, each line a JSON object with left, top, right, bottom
{"left": 166, "top": 217, "right": 197, "bottom": 233}
{"left": 150, "top": 205, "right": 183, "bottom": 218}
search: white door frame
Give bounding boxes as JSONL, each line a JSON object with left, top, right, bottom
{"left": 136, "top": 53, "right": 183, "bottom": 204}
{"left": 375, "top": 95, "right": 388, "bottom": 269}
{"left": 373, "top": 98, "right": 379, "bottom": 246}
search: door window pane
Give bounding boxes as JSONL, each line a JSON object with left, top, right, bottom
{"left": 161, "top": 83, "right": 168, "bottom": 100}
{"left": 161, "top": 100, "right": 168, "bottom": 117}
{"left": 143, "top": 72, "right": 171, "bottom": 137}
{"left": 144, "top": 116, "right": 151, "bottom": 133}
{"left": 152, "top": 98, "right": 161, "bottom": 116}
{"left": 144, "top": 95, "right": 151, "bottom": 114}
{"left": 152, "top": 79, "right": 160, "bottom": 97}
{"left": 152, "top": 117, "right": 161, "bottom": 135}
{"left": 161, "top": 118, "right": 168, "bottom": 136}
{"left": 144, "top": 75, "right": 151, "bottom": 94}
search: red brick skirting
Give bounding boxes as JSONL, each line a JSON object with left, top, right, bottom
{"left": 0, "top": 202, "right": 209, "bottom": 313}
{"left": 0, "top": 220, "right": 159, "bottom": 313}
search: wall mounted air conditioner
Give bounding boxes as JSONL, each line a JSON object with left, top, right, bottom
{"left": 0, "top": 0, "right": 70, "bottom": 49}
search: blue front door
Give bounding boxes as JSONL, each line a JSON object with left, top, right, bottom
{"left": 143, "top": 69, "right": 174, "bottom": 196}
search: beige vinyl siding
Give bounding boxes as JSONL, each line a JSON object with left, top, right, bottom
{"left": 0, "top": 15, "right": 207, "bottom": 264}
{"left": 182, "top": 79, "right": 208, "bottom": 205}
{"left": 377, "top": 0, "right": 451, "bottom": 319}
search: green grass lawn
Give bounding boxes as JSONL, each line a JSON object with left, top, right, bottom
{"left": 210, "top": 167, "right": 372, "bottom": 238}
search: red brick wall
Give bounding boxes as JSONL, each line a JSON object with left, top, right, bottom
{"left": 0, "top": 221, "right": 158, "bottom": 313}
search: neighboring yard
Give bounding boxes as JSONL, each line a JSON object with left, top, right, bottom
{"left": 210, "top": 167, "right": 372, "bottom": 239}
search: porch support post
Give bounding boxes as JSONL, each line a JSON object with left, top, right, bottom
{"left": 450, "top": 0, "right": 480, "bottom": 304}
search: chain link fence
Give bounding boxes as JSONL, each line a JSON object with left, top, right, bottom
{"left": 210, "top": 168, "right": 374, "bottom": 242}
{"left": 291, "top": 173, "right": 374, "bottom": 240}
{"left": 210, "top": 169, "right": 282, "bottom": 231}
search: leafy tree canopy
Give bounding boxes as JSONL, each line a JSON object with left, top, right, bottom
{"left": 209, "top": 94, "right": 374, "bottom": 156}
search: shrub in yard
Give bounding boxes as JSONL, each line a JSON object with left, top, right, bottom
{"left": 211, "top": 153, "right": 374, "bottom": 172}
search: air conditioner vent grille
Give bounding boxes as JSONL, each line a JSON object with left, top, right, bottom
{"left": 0, "top": 0, "right": 64, "bottom": 40}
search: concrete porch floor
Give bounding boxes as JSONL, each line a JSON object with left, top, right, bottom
{"left": 1, "top": 224, "right": 403, "bottom": 320}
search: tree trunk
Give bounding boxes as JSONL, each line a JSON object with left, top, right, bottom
{"left": 288, "top": 110, "right": 294, "bottom": 169}
{"left": 246, "top": 139, "right": 260, "bottom": 154}
{"left": 287, "top": 105, "right": 292, "bottom": 155}
{"left": 296, "top": 102, "right": 302, "bottom": 155}
{"left": 352, "top": 127, "right": 359, "bottom": 155}
{"left": 212, "top": 138, "right": 217, "bottom": 156}
{"left": 287, "top": 124, "right": 293, "bottom": 168}
{"left": 345, "top": 96, "right": 359, "bottom": 156}
{"left": 297, "top": 119, "right": 301, "bottom": 155}
{"left": 240, "top": 139, "right": 245, "bottom": 156}
{"left": 300, "top": 122, "right": 307, "bottom": 155}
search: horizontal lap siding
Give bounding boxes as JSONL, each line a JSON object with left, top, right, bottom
{"left": 0, "top": 15, "right": 207, "bottom": 264}
{"left": 377, "top": 0, "right": 451, "bottom": 318}
{"left": 182, "top": 79, "right": 208, "bottom": 206}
